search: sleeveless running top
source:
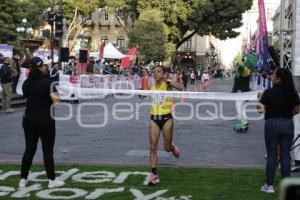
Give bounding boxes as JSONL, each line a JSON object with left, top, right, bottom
{"left": 150, "top": 82, "right": 172, "bottom": 115}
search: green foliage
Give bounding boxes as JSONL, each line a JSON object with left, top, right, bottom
{"left": 128, "top": 9, "right": 168, "bottom": 63}
{"left": 105, "top": 0, "right": 253, "bottom": 49}
{"left": 0, "top": 0, "right": 49, "bottom": 53}
{"left": 62, "top": 0, "right": 98, "bottom": 20}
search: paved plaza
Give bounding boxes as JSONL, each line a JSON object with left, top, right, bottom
{"left": 0, "top": 79, "right": 267, "bottom": 168}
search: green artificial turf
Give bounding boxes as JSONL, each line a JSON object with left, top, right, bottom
{"left": 0, "top": 164, "right": 280, "bottom": 200}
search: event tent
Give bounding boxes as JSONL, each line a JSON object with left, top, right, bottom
{"left": 103, "top": 43, "right": 126, "bottom": 59}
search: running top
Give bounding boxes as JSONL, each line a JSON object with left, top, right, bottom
{"left": 150, "top": 81, "right": 172, "bottom": 115}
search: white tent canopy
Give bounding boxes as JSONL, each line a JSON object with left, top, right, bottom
{"left": 103, "top": 43, "right": 126, "bottom": 59}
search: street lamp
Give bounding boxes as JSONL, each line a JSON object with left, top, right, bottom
{"left": 78, "top": 34, "right": 88, "bottom": 48}
{"left": 16, "top": 18, "right": 33, "bottom": 54}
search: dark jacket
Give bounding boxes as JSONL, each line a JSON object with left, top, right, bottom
{"left": 0, "top": 64, "right": 13, "bottom": 84}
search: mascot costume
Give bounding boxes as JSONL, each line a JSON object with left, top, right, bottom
{"left": 232, "top": 52, "right": 256, "bottom": 132}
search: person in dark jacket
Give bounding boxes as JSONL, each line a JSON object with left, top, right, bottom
{"left": 50, "top": 62, "right": 59, "bottom": 83}
{"left": 19, "top": 57, "right": 64, "bottom": 189}
{"left": 0, "top": 57, "right": 14, "bottom": 113}
{"left": 258, "top": 68, "right": 300, "bottom": 193}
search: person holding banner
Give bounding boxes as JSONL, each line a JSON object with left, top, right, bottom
{"left": 258, "top": 68, "right": 299, "bottom": 193}
{"left": 19, "top": 57, "right": 64, "bottom": 189}
{"left": 146, "top": 65, "right": 184, "bottom": 185}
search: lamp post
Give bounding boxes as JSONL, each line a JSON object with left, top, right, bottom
{"left": 78, "top": 34, "right": 88, "bottom": 48}
{"left": 16, "top": 18, "right": 33, "bottom": 55}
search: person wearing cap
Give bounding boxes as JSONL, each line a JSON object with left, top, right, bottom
{"left": 19, "top": 57, "right": 64, "bottom": 189}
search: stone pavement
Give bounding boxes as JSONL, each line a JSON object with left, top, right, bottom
{"left": 0, "top": 78, "right": 269, "bottom": 168}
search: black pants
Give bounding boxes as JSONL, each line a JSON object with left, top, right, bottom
{"left": 191, "top": 79, "right": 195, "bottom": 85}
{"left": 21, "top": 116, "right": 56, "bottom": 180}
{"left": 12, "top": 76, "right": 19, "bottom": 94}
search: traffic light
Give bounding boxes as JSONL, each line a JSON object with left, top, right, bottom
{"left": 47, "top": 6, "right": 55, "bottom": 25}
{"left": 55, "top": 11, "right": 63, "bottom": 38}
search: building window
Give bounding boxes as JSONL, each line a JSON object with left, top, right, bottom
{"left": 117, "top": 36, "right": 125, "bottom": 48}
{"left": 184, "top": 38, "right": 192, "bottom": 52}
{"left": 101, "top": 36, "right": 108, "bottom": 45}
{"left": 105, "top": 12, "right": 109, "bottom": 20}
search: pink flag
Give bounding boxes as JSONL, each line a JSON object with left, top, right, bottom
{"left": 247, "top": 28, "right": 253, "bottom": 51}
{"left": 258, "top": 0, "right": 268, "bottom": 37}
{"left": 127, "top": 48, "right": 137, "bottom": 56}
{"left": 256, "top": 37, "right": 260, "bottom": 54}
{"left": 99, "top": 42, "right": 105, "bottom": 59}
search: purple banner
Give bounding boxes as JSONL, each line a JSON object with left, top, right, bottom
{"left": 0, "top": 44, "right": 13, "bottom": 58}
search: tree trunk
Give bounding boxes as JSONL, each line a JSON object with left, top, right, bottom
{"left": 175, "top": 28, "right": 199, "bottom": 49}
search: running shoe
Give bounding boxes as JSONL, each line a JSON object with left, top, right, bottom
{"left": 19, "top": 178, "right": 28, "bottom": 188}
{"left": 146, "top": 173, "right": 160, "bottom": 185}
{"left": 261, "top": 183, "right": 275, "bottom": 193}
{"left": 172, "top": 144, "right": 180, "bottom": 158}
{"left": 48, "top": 179, "right": 65, "bottom": 188}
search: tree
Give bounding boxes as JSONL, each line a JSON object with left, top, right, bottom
{"left": 102, "top": 0, "right": 253, "bottom": 49}
{"left": 128, "top": 9, "right": 168, "bottom": 63}
{"left": 0, "top": 0, "right": 49, "bottom": 54}
{"left": 61, "top": 0, "right": 99, "bottom": 52}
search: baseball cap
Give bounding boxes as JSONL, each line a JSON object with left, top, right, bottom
{"left": 30, "top": 57, "right": 43, "bottom": 68}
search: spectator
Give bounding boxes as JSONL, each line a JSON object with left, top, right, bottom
{"left": 19, "top": 57, "right": 64, "bottom": 189}
{"left": 0, "top": 54, "right": 4, "bottom": 64}
{"left": 10, "top": 57, "right": 20, "bottom": 94}
{"left": 258, "top": 68, "right": 300, "bottom": 193}
{"left": 190, "top": 70, "right": 196, "bottom": 85}
{"left": 50, "top": 62, "right": 59, "bottom": 83}
{"left": 22, "top": 54, "right": 32, "bottom": 69}
{"left": 0, "top": 57, "right": 14, "bottom": 113}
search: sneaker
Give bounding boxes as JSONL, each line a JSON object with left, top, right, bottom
{"left": 172, "top": 144, "right": 180, "bottom": 158}
{"left": 261, "top": 183, "right": 275, "bottom": 193}
{"left": 291, "top": 165, "right": 300, "bottom": 172}
{"left": 48, "top": 179, "right": 65, "bottom": 188}
{"left": 146, "top": 173, "right": 160, "bottom": 185}
{"left": 5, "top": 108, "right": 15, "bottom": 113}
{"left": 19, "top": 178, "right": 28, "bottom": 188}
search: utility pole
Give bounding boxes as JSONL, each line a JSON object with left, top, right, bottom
{"left": 48, "top": 1, "right": 55, "bottom": 68}
{"left": 55, "top": 0, "right": 64, "bottom": 70}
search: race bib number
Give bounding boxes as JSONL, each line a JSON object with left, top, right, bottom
{"left": 152, "top": 94, "right": 164, "bottom": 105}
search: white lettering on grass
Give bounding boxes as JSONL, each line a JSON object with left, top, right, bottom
{"left": 36, "top": 188, "right": 87, "bottom": 199}
{"left": 72, "top": 171, "right": 116, "bottom": 183}
{"left": 0, "top": 186, "right": 15, "bottom": 197}
{"left": 85, "top": 187, "right": 124, "bottom": 199}
{"left": 56, "top": 168, "right": 80, "bottom": 182}
{"left": 28, "top": 171, "right": 47, "bottom": 182}
{"left": 29, "top": 168, "right": 79, "bottom": 183}
{"left": 113, "top": 172, "right": 149, "bottom": 184}
{"left": 0, "top": 171, "right": 20, "bottom": 180}
{"left": 10, "top": 184, "right": 42, "bottom": 198}
{"left": 130, "top": 188, "right": 168, "bottom": 200}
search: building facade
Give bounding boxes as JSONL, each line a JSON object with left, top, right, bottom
{"left": 65, "top": 8, "right": 133, "bottom": 55}
{"left": 175, "top": 32, "right": 221, "bottom": 71}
